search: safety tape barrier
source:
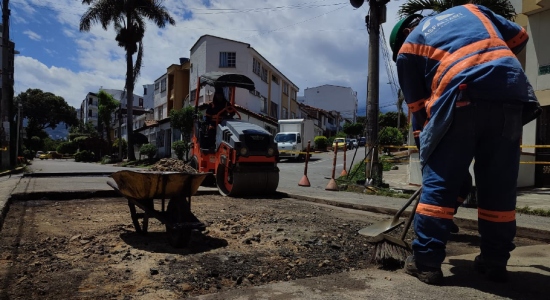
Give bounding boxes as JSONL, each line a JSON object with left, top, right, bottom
{"left": 367, "top": 145, "right": 550, "bottom": 149}
{"left": 372, "top": 159, "right": 550, "bottom": 165}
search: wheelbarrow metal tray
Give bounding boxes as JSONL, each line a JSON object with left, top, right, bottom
{"left": 110, "top": 170, "right": 210, "bottom": 200}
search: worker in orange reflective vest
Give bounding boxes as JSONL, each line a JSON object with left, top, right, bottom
{"left": 390, "top": 4, "right": 541, "bottom": 285}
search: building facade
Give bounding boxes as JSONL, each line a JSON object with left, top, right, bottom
{"left": 301, "top": 85, "right": 358, "bottom": 124}
{"left": 189, "top": 35, "right": 300, "bottom": 134}
{"left": 513, "top": 0, "right": 550, "bottom": 187}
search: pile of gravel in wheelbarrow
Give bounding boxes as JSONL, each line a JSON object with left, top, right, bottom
{"left": 150, "top": 158, "right": 198, "bottom": 173}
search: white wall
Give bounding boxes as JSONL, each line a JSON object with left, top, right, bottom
{"left": 303, "top": 85, "right": 358, "bottom": 122}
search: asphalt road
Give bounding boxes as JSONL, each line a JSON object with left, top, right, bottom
{"left": 277, "top": 147, "right": 369, "bottom": 189}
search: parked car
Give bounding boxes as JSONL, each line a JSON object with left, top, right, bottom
{"left": 332, "top": 138, "right": 346, "bottom": 149}
{"left": 40, "top": 151, "right": 62, "bottom": 160}
{"left": 35, "top": 151, "right": 44, "bottom": 158}
{"left": 358, "top": 137, "right": 366, "bottom": 147}
{"left": 350, "top": 139, "right": 358, "bottom": 148}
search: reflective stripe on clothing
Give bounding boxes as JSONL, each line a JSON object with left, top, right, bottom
{"left": 408, "top": 99, "right": 427, "bottom": 113}
{"left": 478, "top": 208, "right": 515, "bottom": 223}
{"left": 416, "top": 203, "right": 454, "bottom": 220}
{"left": 506, "top": 28, "right": 528, "bottom": 49}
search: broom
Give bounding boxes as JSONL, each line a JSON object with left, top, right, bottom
{"left": 371, "top": 189, "right": 421, "bottom": 267}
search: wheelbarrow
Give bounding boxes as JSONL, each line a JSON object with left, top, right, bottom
{"left": 107, "top": 170, "right": 210, "bottom": 248}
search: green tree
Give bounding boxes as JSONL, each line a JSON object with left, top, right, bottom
{"left": 97, "top": 90, "right": 120, "bottom": 148}
{"left": 80, "top": 0, "right": 175, "bottom": 161}
{"left": 170, "top": 105, "right": 195, "bottom": 160}
{"left": 379, "top": 111, "right": 407, "bottom": 130}
{"left": 378, "top": 127, "right": 404, "bottom": 150}
{"left": 15, "top": 89, "right": 78, "bottom": 150}
{"left": 398, "top": 0, "right": 516, "bottom": 20}
{"left": 343, "top": 123, "right": 364, "bottom": 137}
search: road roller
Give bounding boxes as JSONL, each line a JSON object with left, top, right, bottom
{"left": 189, "top": 72, "right": 279, "bottom": 196}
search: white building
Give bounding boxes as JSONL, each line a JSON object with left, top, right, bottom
{"left": 301, "top": 85, "right": 358, "bottom": 124}
{"left": 79, "top": 88, "right": 148, "bottom": 153}
{"left": 189, "top": 35, "right": 300, "bottom": 134}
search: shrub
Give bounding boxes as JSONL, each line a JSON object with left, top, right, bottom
{"left": 139, "top": 144, "right": 158, "bottom": 162}
{"left": 314, "top": 136, "right": 328, "bottom": 150}
{"left": 112, "top": 138, "right": 127, "bottom": 159}
{"left": 74, "top": 150, "right": 96, "bottom": 162}
{"left": 378, "top": 127, "right": 404, "bottom": 151}
{"left": 57, "top": 141, "right": 78, "bottom": 155}
{"left": 172, "top": 140, "right": 190, "bottom": 160}
{"left": 23, "top": 149, "right": 32, "bottom": 160}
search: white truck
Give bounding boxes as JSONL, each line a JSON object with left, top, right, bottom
{"left": 275, "top": 119, "right": 316, "bottom": 160}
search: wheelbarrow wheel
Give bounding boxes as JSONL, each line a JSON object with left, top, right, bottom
{"left": 166, "top": 197, "right": 192, "bottom": 248}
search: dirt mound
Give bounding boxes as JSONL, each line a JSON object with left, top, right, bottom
{"left": 150, "top": 158, "right": 197, "bottom": 173}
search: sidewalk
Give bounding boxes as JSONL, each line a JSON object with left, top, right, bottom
{"left": 1, "top": 167, "right": 549, "bottom": 299}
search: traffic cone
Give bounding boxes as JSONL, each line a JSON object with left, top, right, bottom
{"left": 299, "top": 141, "right": 312, "bottom": 187}
{"left": 325, "top": 142, "right": 339, "bottom": 191}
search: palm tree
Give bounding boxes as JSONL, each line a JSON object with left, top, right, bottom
{"left": 398, "top": 0, "right": 516, "bottom": 21}
{"left": 79, "top": 0, "right": 175, "bottom": 161}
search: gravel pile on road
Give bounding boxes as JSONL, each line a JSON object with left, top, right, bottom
{"left": 150, "top": 158, "right": 198, "bottom": 173}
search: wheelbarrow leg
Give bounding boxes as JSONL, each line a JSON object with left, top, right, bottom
{"left": 127, "top": 199, "right": 142, "bottom": 234}
{"left": 142, "top": 199, "right": 154, "bottom": 234}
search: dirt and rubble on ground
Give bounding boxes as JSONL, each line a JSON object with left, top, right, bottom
{"left": 0, "top": 195, "right": 542, "bottom": 299}
{"left": 149, "top": 158, "right": 198, "bottom": 173}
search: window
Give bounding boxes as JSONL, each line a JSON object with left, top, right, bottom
{"left": 260, "top": 96, "right": 268, "bottom": 113}
{"left": 291, "top": 90, "right": 296, "bottom": 100}
{"left": 270, "top": 101, "right": 278, "bottom": 119}
{"left": 219, "top": 52, "right": 236, "bottom": 68}
{"left": 283, "top": 82, "right": 289, "bottom": 95}
{"left": 88, "top": 97, "right": 93, "bottom": 105}
{"left": 155, "top": 82, "right": 159, "bottom": 90}
{"left": 261, "top": 66, "right": 268, "bottom": 83}
{"left": 88, "top": 109, "right": 92, "bottom": 117}
{"left": 291, "top": 112, "right": 296, "bottom": 119}
{"left": 282, "top": 107, "right": 288, "bottom": 119}
{"left": 253, "top": 58, "right": 261, "bottom": 75}
{"left": 139, "top": 98, "right": 144, "bottom": 107}
{"left": 161, "top": 78, "right": 166, "bottom": 92}
{"left": 190, "top": 89, "right": 196, "bottom": 104}
{"left": 144, "top": 87, "right": 148, "bottom": 95}
{"left": 157, "top": 105, "right": 163, "bottom": 120}
{"left": 271, "top": 75, "right": 279, "bottom": 85}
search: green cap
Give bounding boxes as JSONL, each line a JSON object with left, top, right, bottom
{"left": 390, "top": 14, "right": 423, "bottom": 62}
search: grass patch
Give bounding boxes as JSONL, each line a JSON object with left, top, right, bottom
{"left": 516, "top": 206, "right": 550, "bottom": 217}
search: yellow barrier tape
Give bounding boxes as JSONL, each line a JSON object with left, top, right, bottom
{"left": 368, "top": 145, "right": 550, "bottom": 149}
{"left": 404, "top": 159, "right": 550, "bottom": 165}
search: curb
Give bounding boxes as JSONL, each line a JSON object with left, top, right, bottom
{"left": 22, "top": 172, "right": 114, "bottom": 178}
{"left": 278, "top": 191, "right": 550, "bottom": 243}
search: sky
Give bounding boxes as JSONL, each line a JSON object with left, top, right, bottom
{"left": 11, "top": 0, "right": 410, "bottom": 116}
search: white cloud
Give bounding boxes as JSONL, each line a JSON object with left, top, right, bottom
{"left": 14, "top": 0, "right": 406, "bottom": 113}
{"left": 23, "top": 30, "right": 42, "bottom": 41}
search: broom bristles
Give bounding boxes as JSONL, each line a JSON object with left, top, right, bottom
{"left": 371, "top": 240, "right": 411, "bottom": 267}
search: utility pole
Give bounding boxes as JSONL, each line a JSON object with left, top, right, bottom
{"left": 1, "top": 0, "right": 10, "bottom": 169}
{"left": 350, "top": 0, "right": 388, "bottom": 186}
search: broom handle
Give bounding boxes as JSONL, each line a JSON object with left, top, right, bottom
{"left": 392, "top": 187, "right": 422, "bottom": 223}
{"left": 400, "top": 188, "right": 422, "bottom": 240}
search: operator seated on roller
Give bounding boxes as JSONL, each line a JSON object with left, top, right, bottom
{"left": 203, "top": 87, "right": 235, "bottom": 149}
